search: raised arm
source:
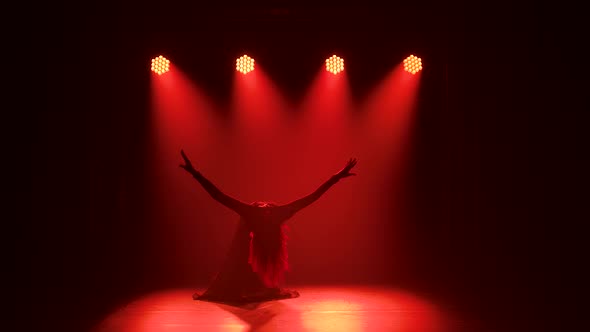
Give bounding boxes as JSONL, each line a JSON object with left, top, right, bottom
{"left": 179, "top": 149, "right": 254, "bottom": 216}
{"left": 283, "top": 158, "right": 357, "bottom": 214}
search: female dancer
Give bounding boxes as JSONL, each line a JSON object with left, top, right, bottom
{"left": 180, "top": 149, "right": 357, "bottom": 303}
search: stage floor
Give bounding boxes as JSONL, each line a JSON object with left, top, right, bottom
{"left": 92, "top": 285, "right": 476, "bottom": 332}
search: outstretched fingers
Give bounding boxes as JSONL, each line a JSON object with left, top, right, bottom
{"left": 346, "top": 158, "right": 357, "bottom": 170}
{"left": 181, "top": 149, "right": 189, "bottom": 162}
{"left": 180, "top": 149, "right": 194, "bottom": 171}
{"left": 337, "top": 158, "right": 358, "bottom": 178}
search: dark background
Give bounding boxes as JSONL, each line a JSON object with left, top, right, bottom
{"left": 21, "top": 1, "right": 584, "bottom": 331}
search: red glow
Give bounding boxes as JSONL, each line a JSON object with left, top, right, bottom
{"left": 403, "top": 55, "right": 423, "bottom": 74}
{"left": 150, "top": 64, "right": 221, "bottom": 158}
{"left": 149, "top": 65, "right": 226, "bottom": 283}
{"left": 236, "top": 55, "right": 255, "bottom": 74}
{"left": 325, "top": 55, "right": 344, "bottom": 74}
{"left": 287, "top": 67, "right": 375, "bottom": 283}
{"left": 93, "top": 286, "right": 451, "bottom": 332}
{"left": 145, "top": 54, "right": 422, "bottom": 289}
{"left": 295, "top": 66, "right": 353, "bottom": 176}
{"left": 151, "top": 55, "right": 170, "bottom": 75}
{"left": 361, "top": 64, "right": 421, "bottom": 150}
{"left": 230, "top": 65, "right": 295, "bottom": 200}
{"left": 353, "top": 63, "right": 422, "bottom": 279}
{"left": 298, "top": 63, "right": 352, "bottom": 135}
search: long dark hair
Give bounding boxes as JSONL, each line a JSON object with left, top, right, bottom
{"left": 247, "top": 201, "right": 289, "bottom": 287}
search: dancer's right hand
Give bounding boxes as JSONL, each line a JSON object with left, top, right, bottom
{"left": 179, "top": 149, "right": 197, "bottom": 174}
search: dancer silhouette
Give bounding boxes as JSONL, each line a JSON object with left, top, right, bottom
{"left": 180, "top": 149, "right": 357, "bottom": 303}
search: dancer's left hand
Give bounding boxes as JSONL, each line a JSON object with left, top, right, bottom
{"left": 336, "top": 158, "right": 358, "bottom": 179}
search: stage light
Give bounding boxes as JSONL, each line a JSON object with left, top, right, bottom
{"left": 403, "top": 55, "right": 422, "bottom": 74}
{"left": 236, "top": 55, "right": 255, "bottom": 74}
{"left": 151, "top": 55, "right": 170, "bottom": 75}
{"left": 325, "top": 55, "right": 344, "bottom": 75}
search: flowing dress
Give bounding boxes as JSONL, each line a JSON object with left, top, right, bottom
{"left": 189, "top": 170, "right": 340, "bottom": 303}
